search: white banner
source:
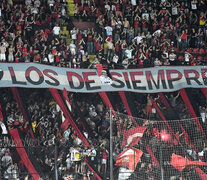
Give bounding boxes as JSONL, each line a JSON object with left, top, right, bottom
{"left": 1, "top": 63, "right": 207, "bottom": 93}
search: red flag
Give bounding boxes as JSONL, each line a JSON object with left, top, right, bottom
{"left": 0, "top": 104, "right": 3, "bottom": 120}
{"left": 115, "top": 148, "right": 143, "bottom": 170}
{"left": 170, "top": 153, "right": 207, "bottom": 171}
{"left": 60, "top": 118, "right": 69, "bottom": 132}
{"left": 62, "top": 88, "right": 72, "bottom": 105}
{"left": 122, "top": 126, "right": 147, "bottom": 147}
{"left": 96, "top": 64, "right": 103, "bottom": 76}
{"left": 195, "top": 167, "right": 207, "bottom": 180}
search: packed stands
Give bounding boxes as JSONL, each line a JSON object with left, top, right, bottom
{"left": 0, "top": 0, "right": 207, "bottom": 68}
{"left": 0, "top": 0, "right": 207, "bottom": 180}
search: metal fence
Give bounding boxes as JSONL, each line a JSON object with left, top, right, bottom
{"left": 112, "top": 112, "right": 207, "bottom": 180}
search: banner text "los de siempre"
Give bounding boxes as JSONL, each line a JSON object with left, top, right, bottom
{"left": 1, "top": 63, "right": 207, "bottom": 93}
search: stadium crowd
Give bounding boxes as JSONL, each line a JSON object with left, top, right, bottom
{"left": 0, "top": 88, "right": 207, "bottom": 180}
{"left": 0, "top": 0, "right": 207, "bottom": 180}
{"left": 0, "top": 0, "right": 207, "bottom": 68}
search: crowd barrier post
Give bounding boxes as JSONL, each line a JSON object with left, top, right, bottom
{"left": 110, "top": 108, "right": 114, "bottom": 180}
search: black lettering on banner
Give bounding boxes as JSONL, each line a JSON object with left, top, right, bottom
{"left": 0, "top": 68, "right": 3, "bottom": 80}
{"left": 25, "top": 66, "right": 44, "bottom": 85}
{"left": 43, "top": 69, "right": 60, "bottom": 86}
{"left": 82, "top": 72, "right": 101, "bottom": 90}
{"left": 110, "top": 72, "right": 125, "bottom": 88}
{"left": 5, "top": 64, "right": 207, "bottom": 92}
{"left": 184, "top": 69, "right": 202, "bottom": 85}
{"left": 130, "top": 71, "right": 146, "bottom": 90}
{"left": 67, "top": 72, "right": 84, "bottom": 89}
{"left": 146, "top": 70, "right": 167, "bottom": 90}
{"left": 123, "top": 72, "right": 132, "bottom": 89}
{"left": 166, "top": 70, "right": 183, "bottom": 89}
{"left": 8, "top": 67, "right": 27, "bottom": 85}
{"left": 201, "top": 69, "right": 207, "bottom": 85}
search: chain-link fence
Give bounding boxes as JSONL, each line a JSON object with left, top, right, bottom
{"left": 112, "top": 111, "right": 207, "bottom": 180}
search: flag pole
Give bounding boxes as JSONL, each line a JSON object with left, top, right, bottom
{"left": 55, "top": 143, "right": 58, "bottom": 180}
{"left": 159, "top": 140, "right": 164, "bottom": 180}
{"left": 110, "top": 108, "right": 114, "bottom": 180}
{"left": 134, "top": 147, "right": 135, "bottom": 171}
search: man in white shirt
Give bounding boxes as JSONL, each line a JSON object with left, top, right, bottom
{"left": 199, "top": 106, "right": 206, "bottom": 123}
{"left": 0, "top": 43, "right": 6, "bottom": 62}
{"left": 191, "top": 1, "right": 197, "bottom": 10}
{"left": 0, "top": 121, "right": 8, "bottom": 135}
{"left": 66, "top": 154, "right": 71, "bottom": 170}
{"left": 169, "top": 49, "right": 176, "bottom": 64}
{"left": 69, "top": 40, "right": 76, "bottom": 55}
{"left": 1, "top": 152, "right": 12, "bottom": 168}
{"left": 100, "top": 70, "right": 113, "bottom": 85}
{"left": 184, "top": 50, "right": 192, "bottom": 65}
{"left": 89, "top": 106, "right": 97, "bottom": 118}
{"left": 48, "top": 0, "right": 55, "bottom": 7}
{"left": 53, "top": 24, "right": 60, "bottom": 37}
{"left": 105, "top": 26, "right": 113, "bottom": 38}
{"left": 134, "top": 35, "right": 143, "bottom": 45}
{"left": 131, "top": 0, "right": 137, "bottom": 6}
{"left": 70, "top": 27, "right": 77, "bottom": 44}
{"left": 104, "top": 2, "right": 111, "bottom": 11}
{"left": 115, "top": 18, "right": 122, "bottom": 29}
{"left": 125, "top": 48, "right": 133, "bottom": 60}
{"left": 48, "top": 51, "right": 55, "bottom": 64}
{"left": 112, "top": 54, "right": 119, "bottom": 64}
{"left": 90, "top": 146, "right": 96, "bottom": 162}
{"left": 154, "top": 58, "right": 162, "bottom": 66}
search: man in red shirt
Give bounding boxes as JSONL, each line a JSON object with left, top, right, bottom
{"left": 180, "top": 30, "right": 188, "bottom": 50}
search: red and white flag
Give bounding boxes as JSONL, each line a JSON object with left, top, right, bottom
{"left": 122, "top": 126, "right": 147, "bottom": 147}
{"left": 115, "top": 148, "right": 143, "bottom": 170}
{"left": 62, "top": 88, "right": 72, "bottom": 106}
